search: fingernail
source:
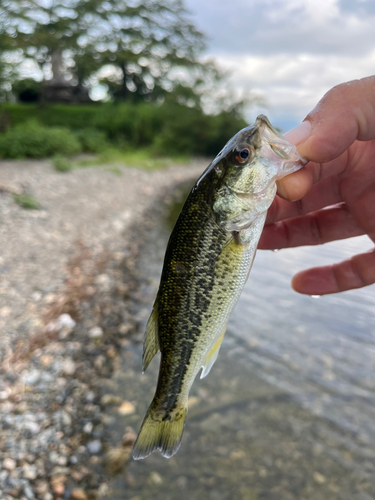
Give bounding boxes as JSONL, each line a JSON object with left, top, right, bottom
{"left": 284, "top": 120, "right": 311, "bottom": 146}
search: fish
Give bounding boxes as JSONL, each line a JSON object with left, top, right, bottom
{"left": 132, "top": 115, "right": 307, "bottom": 460}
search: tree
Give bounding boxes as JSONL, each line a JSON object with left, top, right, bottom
{"left": 1, "top": 0, "right": 213, "bottom": 103}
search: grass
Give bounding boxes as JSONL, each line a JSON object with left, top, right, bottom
{"left": 73, "top": 147, "right": 190, "bottom": 171}
{"left": 13, "top": 193, "right": 40, "bottom": 209}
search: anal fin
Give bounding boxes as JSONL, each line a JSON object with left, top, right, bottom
{"left": 142, "top": 300, "right": 160, "bottom": 372}
{"left": 200, "top": 328, "right": 226, "bottom": 379}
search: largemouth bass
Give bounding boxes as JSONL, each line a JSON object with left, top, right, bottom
{"left": 133, "top": 115, "right": 307, "bottom": 460}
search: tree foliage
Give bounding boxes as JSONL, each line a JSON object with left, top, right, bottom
{"left": 1, "top": 0, "right": 218, "bottom": 104}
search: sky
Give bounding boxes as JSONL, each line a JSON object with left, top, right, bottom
{"left": 184, "top": 0, "right": 375, "bottom": 130}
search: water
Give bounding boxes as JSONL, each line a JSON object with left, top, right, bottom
{"left": 105, "top": 188, "right": 375, "bottom": 500}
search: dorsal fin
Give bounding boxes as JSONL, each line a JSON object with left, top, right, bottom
{"left": 200, "top": 327, "right": 226, "bottom": 379}
{"left": 142, "top": 300, "right": 160, "bottom": 373}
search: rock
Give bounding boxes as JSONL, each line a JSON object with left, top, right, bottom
{"left": 23, "top": 421, "right": 41, "bottom": 435}
{"left": 71, "top": 488, "right": 87, "bottom": 500}
{"left": 55, "top": 314, "right": 76, "bottom": 339}
{"left": 23, "top": 370, "right": 41, "bottom": 386}
{"left": 32, "top": 291, "right": 42, "bottom": 301}
{"left": 85, "top": 391, "right": 95, "bottom": 403}
{"left": 94, "top": 274, "right": 111, "bottom": 291}
{"left": 83, "top": 422, "right": 93, "bottom": 434}
{"left": 3, "top": 457, "right": 16, "bottom": 470}
{"left": 0, "top": 390, "right": 9, "bottom": 400}
{"left": 86, "top": 440, "right": 102, "bottom": 455}
{"left": 61, "top": 359, "right": 76, "bottom": 376}
{"left": 187, "top": 396, "right": 199, "bottom": 408}
{"left": 88, "top": 327, "right": 103, "bottom": 339}
{"left": 48, "top": 451, "right": 60, "bottom": 464}
{"left": 23, "top": 483, "right": 35, "bottom": 499}
{"left": 94, "top": 355, "right": 105, "bottom": 369}
{"left": 39, "top": 355, "right": 53, "bottom": 366}
{"left": 0, "top": 470, "right": 9, "bottom": 482}
{"left": 313, "top": 471, "right": 326, "bottom": 484}
{"left": 51, "top": 481, "right": 65, "bottom": 496}
{"left": 147, "top": 471, "right": 163, "bottom": 485}
{"left": 118, "top": 401, "right": 135, "bottom": 416}
{"left": 103, "top": 447, "right": 131, "bottom": 475}
{"left": 56, "top": 314, "right": 76, "bottom": 331}
{"left": 122, "top": 428, "right": 136, "bottom": 447}
{"left": 22, "top": 464, "right": 38, "bottom": 480}
{"left": 118, "top": 323, "right": 132, "bottom": 335}
{"left": 100, "top": 394, "right": 122, "bottom": 406}
{"left": 61, "top": 410, "right": 72, "bottom": 426}
{"left": 34, "top": 480, "right": 49, "bottom": 495}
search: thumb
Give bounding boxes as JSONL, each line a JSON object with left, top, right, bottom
{"left": 294, "top": 75, "right": 375, "bottom": 163}
{"left": 276, "top": 75, "right": 375, "bottom": 201}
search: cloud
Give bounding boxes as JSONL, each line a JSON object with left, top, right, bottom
{"left": 185, "top": 0, "right": 375, "bottom": 129}
{"left": 186, "top": 0, "right": 375, "bottom": 57}
{"left": 214, "top": 50, "right": 375, "bottom": 129}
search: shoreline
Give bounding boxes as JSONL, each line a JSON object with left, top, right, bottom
{"left": 0, "top": 159, "right": 204, "bottom": 500}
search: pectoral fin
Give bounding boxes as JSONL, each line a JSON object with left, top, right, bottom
{"left": 200, "top": 328, "right": 226, "bottom": 379}
{"left": 142, "top": 300, "right": 160, "bottom": 373}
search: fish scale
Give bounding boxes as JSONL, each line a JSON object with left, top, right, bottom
{"left": 132, "top": 115, "right": 307, "bottom": 460}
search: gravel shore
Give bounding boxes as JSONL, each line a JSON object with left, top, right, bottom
{"left": 0, "top": 159, "right": 204, "bottom": 500}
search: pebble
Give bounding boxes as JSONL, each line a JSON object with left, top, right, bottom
{"left": 23, "top": 370, "right": 41, "bottom": 386}
{"left": 148, "top": 471, "right": 163, "bottom": 485}
{"left": 88, "top": 327, "right": 103, "bottom": 339}
{"left": 0, "top": 470, "right": 9, "bottom": 482}
{"left": 62, "top": 359, "right": 76, "bottom": 376}
{"left": 86, "top": 440, "right": 102, "bottom": 455}
{"left": 34, "top": 480, "right": 49, "bottom": 495}
{"left": 23, "top": 421, "right": 41, "bottom": 435}
{"left": 85, "top": 391, "right": 95, "bottom": 403}
{"left": 2, "top": 458, "right": 16, "bottom": 471}
{"left": 56, "top": 314, "right": 76, "bottom": 331}
{"left": 83, "top": 422, "right": 93, "bottom": 434}
{"left": 22, "top": 464, "right": 37, "bottom": 480}
{"left": 117, "top": 401, "right": 135, "bottom": 415}
{"left": 70, "top": 488, "right": 87, "bottom": 500}
{"left": 23, "top": 483, "right": 35, "bottom": 499}
{"left": 61, "top": 411, "right": 72, "bottom": 426}
{"left": 100, "top": 394, "right": 123, "bottom": 406}
{"left": 51, "top": 482, "right": 65, "bottom": 496}
{"left": 313, "top": 471, "right": 326, "bottom": 484}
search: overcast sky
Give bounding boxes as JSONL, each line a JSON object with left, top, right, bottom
{"left": 184, "top": 0, "right": 375, "bottom": 130}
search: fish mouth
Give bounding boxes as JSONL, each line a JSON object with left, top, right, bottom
{"left": 256, "top": 114, "right": 308, "bottom": 177}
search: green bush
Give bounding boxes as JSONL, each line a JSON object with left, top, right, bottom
{"left": 74, "top": 128, "right": 109, "bottom": 153}
{"left": 2, "top": 103, "right": 248, "bottom": 158}
{"left": 0, "top": 120, "right": 81, "bottom": 158}
{"left": 53, "top": 155, "right": 72, "bottom": 172}
{"left": 13, "top": 193, "right": 40, "bottom": 209}
{"left": 4, "top": 104, "right": 101, "bottom": 130}
{"left": 152, "top": 102, "right": 247, "bottom": 156}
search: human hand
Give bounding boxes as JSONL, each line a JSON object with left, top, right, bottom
{"left": 259, "top": 76, "right": 375, "bottom": 295}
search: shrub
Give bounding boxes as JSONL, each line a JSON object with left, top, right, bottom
{"left": 74, "top": 128, "right": 109, "bottom": 153}
{"left": 0, "top": 121, "right": 81, "bottom": 158}
{"left": 2, "top": 103, "right": 248, "bottom": 158}
{"left": 53, "top": 155, "right": 72, "bottom": 172}
{"left": 13, "top": 193, "right": 40, "bottom": 209}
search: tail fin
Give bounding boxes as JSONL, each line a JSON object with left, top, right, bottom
{"left": 132, "top": 404, "right": 187, "bottom": 460}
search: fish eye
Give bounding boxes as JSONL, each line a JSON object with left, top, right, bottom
{"left": 235, "top": 147, "right": 251, "bottom": 164}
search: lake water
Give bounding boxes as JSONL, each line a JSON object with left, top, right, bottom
{"left": 105, "top": 185, "right": 375, "bottom": 500}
